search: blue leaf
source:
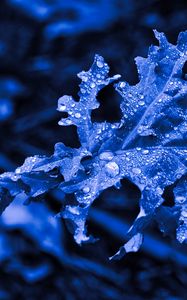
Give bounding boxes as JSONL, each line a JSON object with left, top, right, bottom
{"left": 0, "top": 30, "right": 187, "bottom": 258}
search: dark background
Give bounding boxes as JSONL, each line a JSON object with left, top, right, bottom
{"left": 0, "top": 1, "right": 187, "bottom": 299}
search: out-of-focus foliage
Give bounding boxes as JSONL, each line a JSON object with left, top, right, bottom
{"left": 0, "top": 0, "right": 187, "bottom": 299}
{"left": 8, "top": 0, "right": 129, "bottom": 38}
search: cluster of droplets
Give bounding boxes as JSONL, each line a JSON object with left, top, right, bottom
{"left": 98, "top": 150, "right": 119, "bottom": 178}
{"left": 57, "top": 54, "right": 121, "bottom": 142}
{"left": 174, "top": 181, "right": 187, "bottom": 243}
{"left": 137, "top": 125, "right": 155, "bottom": 136}
{"left": 116, "top": 80, "right": 148, "bottom": 123}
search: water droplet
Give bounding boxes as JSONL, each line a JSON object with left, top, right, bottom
{"left": 82, "top": 75, "right": 88, "bottom": 82}
{"left": 75, "top": 113, "right": 81, "bottom": 118}
{"left": 68, "top": 206, "right": 80, "bottom": 215}
{"left": 105, "top": 161, "right": 119, "bottom": 177}
{"left": 113, "top": 74, "right": 121, "bottom": 80}
{"left": 99, "top": 151, "right": 114, "bottom": 161}
{"left": 132, "top": 167, "right": 141, "bottom": 175}
{"left": 90, "top": 82, "right": 96, "bottom": 88}
{"left": 156, "top": 187, "right": 163, "bottom": 195}
{"left": 81, "top": 88, "right": 86, "bottom": 94}
{"left": 138, "top": 100, "right": 145, "bottom": 106}
{"left": 15, "top": 168, "right": 21, "bottom": 174}
{"left": 58, "top": 104, "right": 66, "bottom": 111}
{"left": 181, "top": 210, "right": 187, "bottom": 218}
{"left": 142, "top": 149, "right": 149, "bottom": 154}
{"left": 83, "top": 187, "right": 90, "bottom": 193}
{"left": 66, "top": 119, "right": 72, "bottom": 125}
{"left": 177, "top": 227, "right": 187, "bottom": 243}
{"left": 176, "top": 196, "right": 186, "bottom": 204}
{"left": 137, "top": 126, "right": 144, "bottom": 134}
{"left": 96, "top": 60, "right": 104, "bottom": 68}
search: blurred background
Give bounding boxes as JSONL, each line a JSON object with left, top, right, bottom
{"left": 0, "top": 0, "right": 187, "bottom": 299}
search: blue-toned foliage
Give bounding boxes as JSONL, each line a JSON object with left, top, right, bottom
{"left": 0, "top": 30, "right": 187, "bottom": 259}
{"left": 7, "top": 0, "right": 128, "bottom": 38}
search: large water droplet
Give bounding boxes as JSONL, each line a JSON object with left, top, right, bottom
{"left": 105, "top": 161, "right": 119, "bottom": 177}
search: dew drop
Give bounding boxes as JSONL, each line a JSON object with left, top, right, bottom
{"left": 138, "top": 100, "right": 145, "bottom": 106}
{"left": 175, "top": 196, "right": 186, "bottom": 203}
{"left": 177, "top": 228, "right": 187, "bottom": 243}
{"left": 75, "top": 112, "right": 81, "bottom": 118}
{"left": 66, "top": 119, "right": 72, "bottom": 125}
{"left": 82, "top": 75, "right": 88, "bottom": 82}
{"left": 68, "top": 206, "right": 80, "bottom": 215}
{"left": 119, "top": 82, "right": 126, "bottom": 88}
{"left": 105, "top": 161, "right": 119, "bottom": 177}
{"left": 99, "top": 151, "right": 114, "bottom": 161}
{"left": 156, "top": 187, "right": 163, "bottom": 195}
{"left": 112, "top": 74, "right": 121, "bottom": 81}
{"left": 181, "top": 210, "right": 187, "bottom": 218}
{"left": 15, "top": 168, "right": 21, "bottom": 174}
{"left": 58, "top": 104, "right": 66, "bottom": 111}
{"left": 142, "top": 149, "right": 149, "bottom": 155}
{"left": 132, "top": 167, "right": 141, "bottom": 175}
{"left": 90, "top": 82, "right": 96, "bottom": 88}
{"left": 83, "top": 187, "right": 90, "bottom": 194}
{"left": 96, "top": 60, "right": 104, "bottom": 68}
{"left": 81, "top": 88, "right": 86, "bottom": 94}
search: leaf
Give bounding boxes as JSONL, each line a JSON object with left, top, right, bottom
{"left": 57, "top": 54, "right": 121, "bottom": 151}
{"left": 0, "top": 30, "right": 187, "bottom": 259}
{"left": 110, "top": 233, "right": 143, "bottom": 260}
{"left": 58, "top": 31, "right": 187, "bottom": 253}
{"left": 115, "top": 30, "right": 187, "bottom": 148}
